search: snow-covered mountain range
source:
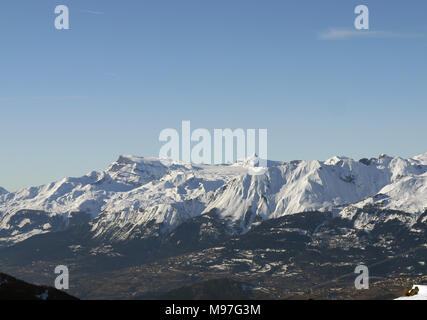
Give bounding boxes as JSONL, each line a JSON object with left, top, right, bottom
{"left": 1, "top": 153, "right": 426, "bottom": 247}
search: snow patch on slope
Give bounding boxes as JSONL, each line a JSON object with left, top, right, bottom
{"left": 395, "top": 285, "right": 427, "bottom": 300}
{"left": 339, "top": 153, "right": 427, "bottom": 226}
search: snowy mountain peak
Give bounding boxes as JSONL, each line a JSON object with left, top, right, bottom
{"left": 235, "top": 154, "right": 263, "bottom": 168}
{"left": 106, "top": 155, "right": 179, "bottom": 186}
{"left": 324, "top": 156, "right": 351, "bottom": 166}
{"left": 234, "top": 154, "right": 283, "bottom": 170}
{"left": 0, "top": 187, "right": 8, "bottom": 195}
{"left": 413, "top": 152, "right": 427, "bottom": 164}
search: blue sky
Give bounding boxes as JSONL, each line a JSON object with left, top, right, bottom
{"left": 1, "top": 0, "right": 426, "bottom": 191}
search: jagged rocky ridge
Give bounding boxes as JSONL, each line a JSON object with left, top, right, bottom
{"left": 0, "top": 152, "right": 426, "bottom": 247}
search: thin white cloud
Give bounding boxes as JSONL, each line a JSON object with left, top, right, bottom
{"left": 81, "top": 9, "right": 105, "bottom": 15}
{"left": 30, "top": 96, "right": 87, "bottom": 101}
{"left": 319, "top": 28, "right": 423, "bottom": 40}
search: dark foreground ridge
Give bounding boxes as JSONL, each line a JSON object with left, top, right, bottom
{"left": 0, "top": 273, "right": 78, "bottom": 300}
